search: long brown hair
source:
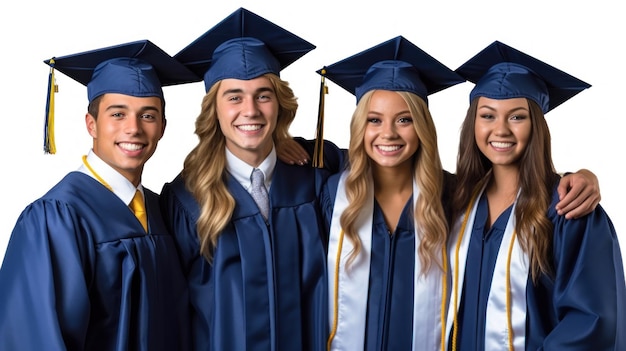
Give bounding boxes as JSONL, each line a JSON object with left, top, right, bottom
{"left": 183, "top": 74, "right": 298, "bottom": 260}
{"left": 341, "top": 90, "right": 448, "bottom": 274}
{"left": 453, "top": 98, "right": 556, "bottom": 281}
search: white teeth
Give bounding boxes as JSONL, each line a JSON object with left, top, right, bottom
{"left": 238, "top": 124, "right": 262, "bottom": 131}
{"left": 119, "top": 143, "right": 143, "bottom": 151}
{"left": 491, "top": 142, "right": 513, "bottom": 148}
{"left": 378, "top": 145, "right": 401, "bottom": 152}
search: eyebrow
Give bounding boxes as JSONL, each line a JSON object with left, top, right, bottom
{"left": 367, "top": 109, "right": 411, "bottom": 116}
{"left": 140, "top": 106, "right": 161, "bottom": 113}
{"left": 221, "top": 86, "right": 275, "bottom": 97}
{"left": 105, "top": 104, "right": 161, "bottom": 114}
{"left": 478, "top": 105, "right": 528, "bottom": 113}
{"left": 105, "top": 104, "right": 129, "bottom": 111}
{"left": 105, "top": 104, "right": 160, "bottom": 111}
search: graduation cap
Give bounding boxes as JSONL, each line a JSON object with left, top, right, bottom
{"left": 174, "top": 7, "right": 316, "bottom": 92}
{"left": 310, "top": 36, "right": 464, "bottom": 167}
{"left": 42, "top": 40, "right": 199, "bottom": 154}
{"left": 317, "top": 36, "right": 465, "bottom": 104}
{"left": 456, "top": 40, "right": 591, "bottom": 113}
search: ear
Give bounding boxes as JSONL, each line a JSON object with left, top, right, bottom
{"left": 159, "top": 118, "right": 167, "bottom": 140}
{"left": 85, "top": 113, "right": 97, "bottom": 138}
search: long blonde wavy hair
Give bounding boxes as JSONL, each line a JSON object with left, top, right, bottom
{"left": 341, "top": 90, "right": 449, "bottom": 274}
{"left": 182, "top": 73, "right": 298, "bottom": 260}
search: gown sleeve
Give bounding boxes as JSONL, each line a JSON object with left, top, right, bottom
{"left": 0, "top": 200, "right": 92, "bottom": 351}
{"left": 526, "top": 196, "right": 626, "bottom": 350}
{"left": 160, "top": 173, "right": 202, "bottom": 273}
{"left": 294, "top": 137, "right": 347, "bottom": 175}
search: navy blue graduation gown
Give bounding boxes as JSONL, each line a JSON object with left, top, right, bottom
{"left": 365, "top": 201, "right": 416, "bottom": 350}
{"left": 321, "top": 171, "right": 456, "bottom": 351}
{"left": 0, "top": 172, "right": 189, "bottom": 351}
{"left": 453, "top": 183, "right": 626, "bottom": 350}
{"left": 161, "top": 159, "right": 336, "bottom": 351}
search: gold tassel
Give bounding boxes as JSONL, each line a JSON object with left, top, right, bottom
{"left": 313, "top": 68, "right": 328, "bottom": 168}
{"left": 44, "top": 59, "right": 57, "bottom": 154}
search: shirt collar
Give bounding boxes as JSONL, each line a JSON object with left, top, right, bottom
{"left": 225, "top": 146, "right": 276, "bottom": 191}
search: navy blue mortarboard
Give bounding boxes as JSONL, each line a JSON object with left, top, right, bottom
{"left": 42, "top": 40, "right": 199, "bottom": 154}
{"left": 317, "top": 36, "right": 465, "bottom": 104}
{"left": 44, "top": 40, "right": 199, "bottom": 102}
{"left": 174, "top": 7, "right": 316, "bottom": 92}
{"left": 456, "top": 40, "right": 591, "bottom": 113}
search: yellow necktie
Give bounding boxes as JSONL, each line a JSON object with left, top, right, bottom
{"left": 130, "top": 190, "right": 148, "bottom": 232}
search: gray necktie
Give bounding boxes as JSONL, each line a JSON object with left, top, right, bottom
{"left": 250, "top": 168, "right": 269, "bottom": 220}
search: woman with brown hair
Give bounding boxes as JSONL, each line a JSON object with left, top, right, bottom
{"left": 446, "top": 41, "right": 625, "bottom": 351}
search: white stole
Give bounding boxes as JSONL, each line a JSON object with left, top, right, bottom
{"left": 328, "top": 171, "right": 444, "bottom": 351}
{"left": 445, "top": 188, "right": 528, "bottom": 351}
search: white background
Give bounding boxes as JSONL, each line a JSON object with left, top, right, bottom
{"left": 1, "top": 0, "right": 624, "bottom": 266}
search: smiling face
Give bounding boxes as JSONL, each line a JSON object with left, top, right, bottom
{"left": 216, "top": 76, "right": 279, "bottom": 167}
{"left": 474, "top": 96, "right": 532, "bottom": 170}
{"left": 86, "top": 93, "right": 165, "bottom": 186}
{"left": 363, "top": 90, "right": 419, "bottom": 171}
